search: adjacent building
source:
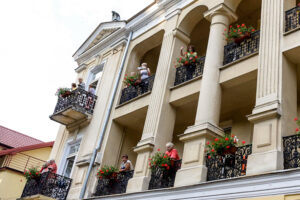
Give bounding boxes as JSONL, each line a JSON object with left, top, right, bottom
{"left": 0, "top": 125, "right": 53, "bottom": 200}
{"left": 21, "top": 0, "right": 300, "bottom": 199}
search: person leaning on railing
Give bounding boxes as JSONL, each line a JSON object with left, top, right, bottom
{"left": 165, "top": 142, "right": 180, "bottom": 161}
{"left": 137, "top": 63, "right": 151, "bottom": 94}
{"left": 78, "top": 78, "right": 86, "bottom": 90}
{"left": 119, "top": 154, "right": 134, "bottom": 172}
{"left": 48, "top": 159, "right": 57, "bottom": 174}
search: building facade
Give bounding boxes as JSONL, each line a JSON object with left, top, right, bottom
{"left": 42, "top": 0, "right": 300, "bottom": 199}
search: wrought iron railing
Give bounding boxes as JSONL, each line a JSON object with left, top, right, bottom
{"left": 283, "top": 134, "right": 300, "bottom": 169}
{"left": 206, "top": 145, "right": 252, "bottom": 181}
{"left": 52, "top": 88, "right": 97, "bottom": 115}
{"left": 223, "top": 31, "right": 260, "bottom": 65}
{"left": 94, "top": 170, "right": 133, "bottom": 197}
{"left": 174, "top": 56, "right": 205, "bottom": 86}
{"left": 148, "top": 160, "right": 181, "bottom": 190}
{"left": 21, "top": 172, "right": 72, "bottom": 200}
{"left": 285, "top": 6, "right": 300, "bottom": 32}
{"left": 119, "top": 75, "right": 155, "bottom": 104}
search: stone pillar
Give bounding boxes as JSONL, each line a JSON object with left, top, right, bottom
{"left": 246, "top": 0, "right": 297, "bottom": 175}
{"left": 126, "top": 11, "right": 190, "bottom": 193}
{"left": 174, "top": 4, "right": 237, "bottom": 187}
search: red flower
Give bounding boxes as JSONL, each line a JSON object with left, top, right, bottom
{"left": 211, "top": 149, "right": 215, "bottom": 152}
{"left": 206, "top": 141, "right": 210, "bottom": 145}
{"left": 225, "top": 138, "right": 229, "bottom": 141}
{"left": 148, "top": 158, "right": 152, "bottom": 160}
{"left": 195, "top": 56, "right": 198, "bottom": 58}
{"left": 237, "top": 25, "right": 240, "bottom": 28}
{"left": 163, "top": 156, "right": 167, "bottom": 158}
{"left": 208, "top": 155, "right": 211, "bottom": 159}
{"left": 294, "top": 117, "right": 298, "bottom": 121}
{"left": 226, "top": 146, "right": 230, "bottom": 149}
{"left": 229, "top": 25, "right": 232, "bottom": 28}
{"left": 166, "top": 166, "right": 170, "bottom": 170}
{"left": 184, "top": 61, "right": 189, "bottom": 65}
{"left": 296, "top": 128, "right": 299, "bottom": 132}
{"left": 231, "top": 135, "right": 235, "bottom": 138}
{"left": 101, "top": 171, "right": 104, "bottom": 174}
{"left": 36, "top": 172, "right": 39, "bottom": 175}
{"left": 224, "top": 28, "right": 227, "bottom": 31}
{"left": 251, "top": 29, "right": 255, "bottom": 32}
{"left": 242, "top": 24, "right": 245, "bottom": 27}
{"left": 29, "top": 172, "right": 31, "bottom": 175}
{"left": 157, "top": 148, "right": 160, "bottom": 151}
{"left": 214, "top": 138, "right": 219, "bottom": 142}
{"left": 242, "top": 141, "right": 246, "bottom": 144}
{"left": 233, "top": 30, "right": 236, "bottom": 32}
{"left": 106, "top": 170, "right": 109, "bottom": 172}
{"left": 161, "top": 164, "right": 164, "bottom": 167}
{"left": 153, "top": 162, "right": 156, "bottom": 165}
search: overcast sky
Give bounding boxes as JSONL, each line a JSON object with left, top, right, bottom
{"left": 0, "top": 0, "right": 153, "bottom": 142}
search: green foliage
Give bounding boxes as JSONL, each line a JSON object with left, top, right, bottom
{"left": 97, "top": 165, "right": 117, "bottom": 179}
{"left": 24, "top": 167, "right": 40, "bottom": 181}
{"left": 55, "top": 87, "right": 71, "bottom": 96}
{"left": 175, "top": 52, "right": 201, "bottom": 68}
{"left": 224, "top": 24, "right": 256, "bottom": 42}
{"left": 123, "top": 73, "right": 139, "bottom": 87}
{"left": 148, "top": 149, "right": 171, "bottom": 172}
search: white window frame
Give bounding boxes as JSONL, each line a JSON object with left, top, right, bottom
{"left": 86, "top": 61, "right": 106, "bottom": 91}
{"left": 58, "top": 136, "right": 82, "bottom": 178}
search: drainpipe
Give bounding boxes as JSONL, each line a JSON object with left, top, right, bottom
{"left": 79, "top": 31, "right": 133, "bottom": 199}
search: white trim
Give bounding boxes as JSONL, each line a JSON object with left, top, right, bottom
{"left": 87, "top": 169, "right": 300, "bottom": 200}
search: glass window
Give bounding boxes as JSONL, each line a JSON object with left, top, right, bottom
{"left": 64, "top": 156, "right": 75, "bottom": 178}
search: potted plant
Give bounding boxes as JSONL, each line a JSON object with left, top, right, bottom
{"left": 24, "top": 167, "right": 41, "bottom": 181}
{"left": 294, "top": 117, "right": 300, "bottom": 135}
{"left": 148, "top": 149, "right": 171, "bottom": 172}
{"left": 224, "top": 24, "right": 256, "bottom": 44}
{"left": 123, "top": 73, "right": 139, "bottom": 87}
{"left": 206, "top": 134, "right": 246, "bottom": 158}
{"left": 55, "top": 88, "right": 71, "bottom": 98}
{"left": 97, "top": 166, "right": 117, "bottom": 179}
{"left": 175, "top": 51, "right": 202, "bottom": 80}
{"left": 297, "top": 2, "right": 300, "bottom": 7}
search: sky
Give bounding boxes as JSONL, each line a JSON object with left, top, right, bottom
{"left": 0, "top": 0, "right": 153, "bottom": 142}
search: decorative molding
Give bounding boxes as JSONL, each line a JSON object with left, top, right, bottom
{"left": 204, "top": 3, "right": 238, "bottom": 23}
{"left": 172, "top": 28, "right": 190, "bottom": 44}
{"left": 248, "top": 108, "right": 281, "bottom": 123}
{"left": 75, "top": 63, "right": 87, "bottom": 73}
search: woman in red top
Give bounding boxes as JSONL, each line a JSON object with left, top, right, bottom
{"left": 165, "top": 142, "right": 180, "bottom": 161}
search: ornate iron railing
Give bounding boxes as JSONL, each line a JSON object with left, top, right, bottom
{"left": 223, "top": 31, "right": 260, "bottom": 65}
{"left": 285, "top": 6, "right": 300, "bottom": 32}
{"left": 21, "top": 172, "right": 72, "bottom": 200}
{"left": 148, "top": 160, "right": 181, "bottom": 190}
{"left": 119, "top": 75, "right": 155, "bottom": 104}
{"left": 53, "top": 88, "right": 97, "bottom": 115}
{"left": 206, "top": 145, "right": 252, "bottom": 181}
{"left": 94, "top": 171, "right": 133, "bottom": 197}
{"left": 174, "top": 56, "right": 205, "bottom": 86}
{"left": 283, "top": 134, "right": 300, "bottom": 169}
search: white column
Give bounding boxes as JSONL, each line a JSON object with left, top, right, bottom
{"left": 175, "top": 4, "right": 237, "bottom": 187}
{"left": 247, "top": 0, "right": 297, "bottom": 175}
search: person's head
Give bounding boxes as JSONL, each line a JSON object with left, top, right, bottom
{"left": 78, "top": 78, "right": 83, "bottom": 83}
{"left": 49, "top": 159, "right": 55, "bottom": 164}
{"left": 88, "top": 85, "right": 94, "bottom": 89}
{"left": 187, "top": 45, "right": 196, "bottom": 53}
{"left": 141, "top": 63, "right": 147, "bottom": 68}
{"left": 121, "top": 154, "right": 128, "bottom": 162}
{"left": 166, "top": 142, "right": 174, "bottom": 151}
{"left": 72, "top": 83, "right": 76, "bottom": 88}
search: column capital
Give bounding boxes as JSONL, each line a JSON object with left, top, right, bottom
{"left": 204, "top": 3, "right": 237, "bottom": 24}
{"left": 172, "top": 28, "right": 190, "bottom": 44}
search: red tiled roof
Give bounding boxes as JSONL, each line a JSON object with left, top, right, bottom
{"left": 0, "top": 141, "right": 54, "bottom": 156}
{"left": 0, "top": 125, "right": 43, "bottom": 148}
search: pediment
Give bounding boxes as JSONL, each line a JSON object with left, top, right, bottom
{"left": 74, "top": 21, "right": 126, "bottom": 58}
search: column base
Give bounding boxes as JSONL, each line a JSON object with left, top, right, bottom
{"left": 174, "top": 165, "right": 207, "bottom": 187}
{"left": 126, "top": 176, "right": 151, "bottom": 193}
{"left": 247, "top": 150, "right": 283, "bottom": 176}
{"left": 174, "top": 122, "right": 224, "bottom": 187}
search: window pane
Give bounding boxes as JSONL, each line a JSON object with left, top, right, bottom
{"left": 64, "top": 157, "right": 75, "bottom": 178}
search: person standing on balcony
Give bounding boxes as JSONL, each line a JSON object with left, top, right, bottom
{"left": 119, "top": 154, "right": 134, "bottom": 172}
{"left": 180, "top": 45, "right": 197, "bottom": 81}
{"left": 137, "top": 63, "right": 151, "bottom": 94}
{"left": 71, "top": 83, "right": 77, "bottom": 91}
{"left": 78, "top": 78, "right": 86, "bottom": 90}
{"left": 40, "top": 161, "right": 50, "bottom": 174}
{"left": 48, "top": 159, "right": 57, "bottom": 174}
{"left": 88, "top": 85, "right": 96, "bottom": 95}
{"left": 165, "top": 142, "right": 180, "bottom": 161}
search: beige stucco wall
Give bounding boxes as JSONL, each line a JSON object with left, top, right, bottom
{"left": 0, "top": 170, "right": 26, "bottom": 200}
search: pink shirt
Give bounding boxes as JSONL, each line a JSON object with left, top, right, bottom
{"left": 165, "top": 149, "right": 180, "bottom": 160}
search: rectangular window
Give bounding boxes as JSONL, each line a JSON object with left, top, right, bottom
{"left": 87, "top": 62, "right": 105, "bottom": 90}
{"left": 62, "top": 141, "right": 80, "bottom": 178}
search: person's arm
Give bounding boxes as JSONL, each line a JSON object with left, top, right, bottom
{"left": 147, "top": 68, "right": 151, "bottom": 76}
{"left": 124, "top": 162, "right": 130, "bottom": 171}
{"left": 170, "top": 149, "right": 179, "bottom": 160}
{"left": 180, "top": 46, "right": 184, "bottom": 56}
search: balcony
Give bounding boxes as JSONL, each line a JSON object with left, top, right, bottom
{"left": 206, "top": 145, "right": 252, "bottom": 181}
{"left": 285, "top": 6, "right": 300, "bottom": 33}
{"left": 21, "top": 172, "right": 72, "bottom": 200}
{"left": 94, "top": 171, "right": 133, "bottom": 197}
{"left": 223, "top": 31, "right": 260, "bottom": 66}
{"left": 283, "top": 134, "right": 300, "bottom": 169}
{"left": 174, "top": 56, "right": 205, "bottom": 86}
{"left": 119, "top": 75, "right": 155, "bottom": 105}
{"left": 148, "top": 160, "right": 181, "bottom": 190}
{"left": 50, "top": 88, "right": 97, "bottom": 129}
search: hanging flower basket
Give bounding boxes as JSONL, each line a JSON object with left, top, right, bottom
{"left": 61, "top": 91, "right": 72, "bottom": 98}
{"left": 233, "top": 32, "right": 251, "bottom": 44}
{"left": 222, "top": 145, "right": 237, "bottom": 156}
{"left": 224, "top": 24, "right": 255, "bottom": 44}
{"left": 97, "top": 166, "right": 117, "bottom": 180}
